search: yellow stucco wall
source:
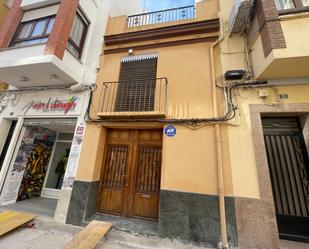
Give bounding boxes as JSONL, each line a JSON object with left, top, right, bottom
{"left": 76, "top": 0, "right": 236, "bottom": 197}
{"left": 105, "top": 0, "right": 219, "bottom": 36}
{"left": 78, "top": 0, "right": 309, "bottom": 201}
{"left": 219, "top": 0, "right": 309, "bottom": 199}
{"left": 0, "top": 0, "right": 8, "bottom": 27}
{"left": 94, "top": 43, "right": 220, "bottom": 120}
{"left": 80, "top": 40, "right": 235, "bottom": 197}
{"left": 76, "top": 125, "right": 107, "bottom": 182}
{"left": 276, "top": 14, "right": 309, "bottom": 58}
{"left": 250, "top": 13, "right": 309, "bottom": 79}
{"left": 161, "top": 124, "right": 233, "bottom": 196}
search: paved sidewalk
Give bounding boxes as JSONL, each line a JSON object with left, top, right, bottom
{"left": 0, "top": 217, "right": 207, "bottom": 249}
{"left": 0, "top": 215, "right": 308, "bottom": 249}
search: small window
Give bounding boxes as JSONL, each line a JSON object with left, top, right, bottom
{"left": 276, "top": 0, "right": 309, "bottom": 11}
{"left": 67, "top": 11, "right": 88, "bottom": 59}
{"left": 13, "top": 16, "right": 55, "bottom": 47}
{"left": 275, "top": 0, "right": 295, "bottom": 10}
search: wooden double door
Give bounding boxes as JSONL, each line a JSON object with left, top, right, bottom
{"left": 97, "top": 129, "right": 162, "bottom": 220}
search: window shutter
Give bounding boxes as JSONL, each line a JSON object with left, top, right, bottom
{"left": 115, "top": 57, "right": 158, "bottom": 112}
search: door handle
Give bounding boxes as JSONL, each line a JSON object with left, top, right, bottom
{"left": 141, "top": 194, "right": 151, "bottom": 198}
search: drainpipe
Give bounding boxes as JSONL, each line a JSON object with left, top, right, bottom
{"left": 210, "top": 37, "right": 228, "bottom": 249}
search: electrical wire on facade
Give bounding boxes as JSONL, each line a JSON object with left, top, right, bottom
{"left": 85, "top": 80, "right": 268, "bottom": 127}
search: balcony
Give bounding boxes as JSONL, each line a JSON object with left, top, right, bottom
{"left": 127, "top": 5, "right": 196, "bottom": 27}
{"left": 98, "top": 78, "right": 168, "bottom": 118}
{"left": 250, "top": 10, "right": 309, "bottom": 80}
{"left": 0, "top": 0, "right": 94, "bottom": 88}
{"left": 105, "top": 0, "right": 219, "bottom": 36}
{"left": 0, "top": 44, "right": 82, "bottom": 88}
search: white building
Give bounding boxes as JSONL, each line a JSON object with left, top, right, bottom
{"left": 0, "top": 0, "right": 141, "bottom": 223}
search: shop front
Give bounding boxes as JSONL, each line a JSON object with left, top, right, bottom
{"left": 0, "top": 90, "right": 88, "bottom": 215}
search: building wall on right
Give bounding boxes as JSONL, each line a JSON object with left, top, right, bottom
{"left": 223, "top": 0, "right": 309, "bottom": 248}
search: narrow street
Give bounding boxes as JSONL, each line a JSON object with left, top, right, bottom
{"left": 0, "top": 0, "right": 309, "bottom": 248}
{"left": 0, "top": 215, "right": 308, "bottom": 249}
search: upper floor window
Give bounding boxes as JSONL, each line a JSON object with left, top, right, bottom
{"left": 67, "top": 11, "right": 88, "bottom": 59}
{"left": 275, "top": 0, "right": 309, "bottom": 10}
{"left": 275, "top": 0, "right": 295, "bottom": 10}
{"left": 13, "top": 16, "right": 55, "bottom": 47}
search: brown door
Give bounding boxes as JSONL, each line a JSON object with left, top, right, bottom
{"left": 97, "top": 129, "right": 162, "bottom": 220}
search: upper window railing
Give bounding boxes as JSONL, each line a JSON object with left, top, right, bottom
{"left": 127, "top": 5, "right": 196, "bottom": 28}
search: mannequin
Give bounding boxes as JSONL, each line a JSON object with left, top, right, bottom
{"left": 55, "top": 149, "right": 70, "bottom": 189}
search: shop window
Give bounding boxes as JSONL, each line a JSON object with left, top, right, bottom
{"left": 67, "top": 11, "right": 89, "bottom": 59}
{"left": 12, "top": 16, "right": 55, "bottom": 47}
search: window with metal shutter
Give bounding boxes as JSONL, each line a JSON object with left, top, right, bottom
{"left": 115, "top": 58, "right": 158, "bottom": 112}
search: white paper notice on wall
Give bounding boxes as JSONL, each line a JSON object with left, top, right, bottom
{"left": 62, "top": 122, "right": 86, "bottom": 189}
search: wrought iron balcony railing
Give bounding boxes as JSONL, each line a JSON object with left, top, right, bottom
{"left": 127, "top": 5, "right": 196, "bottom": 27}
{"left": 98, "top": 78, "right": 168, "bottom": 117}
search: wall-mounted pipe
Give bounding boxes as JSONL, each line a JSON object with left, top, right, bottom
{"left": 210, "top": 38, "right": 228, "bottom": 248}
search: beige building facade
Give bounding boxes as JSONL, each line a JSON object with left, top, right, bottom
{"left": 220, "top": 0, "right": 309, "bottom": 248}
{"left": 67, "top": 0, "right": 309, "bottom": 248}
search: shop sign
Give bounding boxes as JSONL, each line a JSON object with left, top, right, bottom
{"left": 22, "top": 97, "right": 78, "bottom": 115}
{"left": 165, "top": 125, "right": 176, "bottom": 137}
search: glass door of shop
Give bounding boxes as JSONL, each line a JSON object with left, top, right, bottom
{"left": 0, "top": 118, "right": 76, "bottom": 206}
{"left": 41, "top": 132, "right": 74, "bottom": 199}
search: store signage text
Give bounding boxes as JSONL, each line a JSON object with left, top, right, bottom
{"left": 23, "top": 97, "right": 78, "bottom": 114}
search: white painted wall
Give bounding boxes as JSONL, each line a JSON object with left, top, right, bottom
{"left": 22, "top": 4, "right": 59, "bottom": 21}
{"left": 0, "top": 45, "right": 45, "bottom": 64}
{"left": 80, "top": 0, "right": 142, "bottom": 84}
{"left": 21, "top": 0, "right": 60, "bottom": 10}
{"left": 1, "top": 0, "right": 142, "bottom": 87}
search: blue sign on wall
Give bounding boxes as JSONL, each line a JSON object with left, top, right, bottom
{"left": 164, "top": 126, "right": 176, "bottom": 137}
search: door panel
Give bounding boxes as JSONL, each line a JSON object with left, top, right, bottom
{"left": 98, "top": 145, "right": 129, "bottom": 215}
{"left": 132, "top": 146, "right": 162, "bottom": 219}
{"left": 97, "top": 129, "right": 162, "bottom": 220}
{"left": 262, "top": 117, "right": 309, "bottom": 242}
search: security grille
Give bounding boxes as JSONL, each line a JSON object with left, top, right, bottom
{"left": 135, "top": 146, "right": 162, "bottom": 193}
{"left": 103, "top": 145, "right": 128, "bottom": 189}
{"left": 263, "top": 117, "right": 309, "bottom": 241}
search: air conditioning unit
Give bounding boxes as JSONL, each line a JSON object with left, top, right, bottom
{"left": 228, "top": 0, "right": 252, "bottom": 34}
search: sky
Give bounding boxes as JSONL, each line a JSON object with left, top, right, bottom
{"left": 142, "top": 0, "right": 195, "bottom": 12}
